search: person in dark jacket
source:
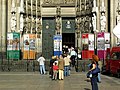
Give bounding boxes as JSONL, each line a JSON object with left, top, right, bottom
{"left": 49, "top": 56, "right": 56, "bottom": 78}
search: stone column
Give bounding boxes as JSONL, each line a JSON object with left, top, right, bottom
{"left": 96, "top": 0, "right": 100, "bottom": 32}
{"left": 114, "top": 0, "right": 120, "bottom": 45}
{"left": 110, "top": 0, "right": 117, "bottom": 47}
{"left": 0, "top": 0, "right": 2, "bottom": 53}
{"left": 7, "top": 0, "right": 12, "bottom": 32}
{"left": 100, "top": 0, "right": 106, "bottom": 32}
{"left": 92, "top": 0, "right": 98, "bottom": 52}
{"left": 1, "top": 0, "right": 7, "bottom": 52}
{"left": 56, "top": 6, "right": 61, "bottom": 35}
{"left": 11, "top": 0, "right": 17, "bottom": 32}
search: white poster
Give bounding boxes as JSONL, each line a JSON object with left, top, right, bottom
{"left": 88, "top": 34, "right": 94, "bottom": 51}
{"left": 105, "top": 33, "right": 110, "bottom": 50}
{"left": 7, "top": 33, "right": 13, "bottom": 50}
{"left": 97, "top": 37, "right": 105, "bottom": 50}
{"left": 54, "top": 35, "right": 62, "bottom": 51}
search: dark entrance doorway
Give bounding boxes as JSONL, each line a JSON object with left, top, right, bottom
{"left": 62, "top": 33, "right": 75, "bottom": 48}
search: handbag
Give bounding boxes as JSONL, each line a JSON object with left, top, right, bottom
{"left": 86, "top": 71, "right": 92, "bottom": 78}
{"left": 92, "top": 66, "right": 100, "bottom": 75}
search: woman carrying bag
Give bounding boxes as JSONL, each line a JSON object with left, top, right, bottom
{"left": 88, "top": 55, "right": 100, "bottom": 90}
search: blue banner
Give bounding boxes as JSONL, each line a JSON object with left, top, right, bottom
{"left": 53, "top": 35, "right": 62, "bottom": 56}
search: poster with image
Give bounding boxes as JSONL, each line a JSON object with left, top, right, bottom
{"left": 104, "top": 33, "right": 110, "bottom": 50}
{"left": 82, "top": 34, "right": 88, "bottom": 50}
{"left": 23, "top": 34, "right": 36, "bottom": 59}
{"left": 29, "top": 34, "right": 36, "bottom": 50}
{"left": 7, "top": 33, "right": 13, "bottom": 50}
{"left": 23, "top": 34, "right": 29, "bottom": 51}
{"left": 54, "top": 35, "right": 62, "bottom": 56}
{"left": 7, "top": 32, "right": 20, "bottom": 59}
{"left": 88, "top": 34, "right": 94, "bottom": 51}
{"left": 97, "top": 37, "right": 105, "bottom": 50}
{"left": 97, "top": 32, "right": 105, "bottom": 50}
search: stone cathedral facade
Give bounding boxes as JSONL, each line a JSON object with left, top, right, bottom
{"left": 0, "top": 0, "right": 120, "bottom": 59}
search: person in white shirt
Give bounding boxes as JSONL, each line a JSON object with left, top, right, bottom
{"left": 37, "top": 54, "right": 46, "bottom": 74}
{"left": 70, "top": 48, "right": 77, "bottom": 67}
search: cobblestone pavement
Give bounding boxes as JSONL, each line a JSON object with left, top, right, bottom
{"left": 0, "top": 70, "right": 120, "bottom": 90}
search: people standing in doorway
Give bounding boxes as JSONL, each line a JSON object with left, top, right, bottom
{"left": 64, "top": 45, "right": 69, "bottom": 54}
{"left": 37, "top": 54, "right": 46, "bottom": 75}
{"left": 70, "top": 48, "right": 77, "bottom": 67}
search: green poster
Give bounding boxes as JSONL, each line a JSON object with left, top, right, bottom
{"left": 7, "top": 32, "right": 20, "bottom": 60}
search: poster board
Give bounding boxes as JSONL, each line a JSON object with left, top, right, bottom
{"left": 7, "top": 32, "right": 20, "bottom": 60}
{"left": 23, "top": 34, "right": 36, "bottom": 59}
{"left": 97, "top": 32, "right": 110, "bottom": 59}
{"left": 53, "top": 35, "right": 62, "bottom": 56}
{"left": 82, "top": 33, "right": 94, "bottom": 59}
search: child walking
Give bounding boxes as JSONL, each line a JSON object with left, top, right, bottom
{"left": 52, "top": 62, "right": 59, "bottom": 80}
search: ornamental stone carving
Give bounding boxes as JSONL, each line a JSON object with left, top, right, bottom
{"left": 56, "top": 17, "right": 61, "bottom": 34}
{"left": 11, "top": 13, "right": 17, "bottom": 31}
{"left": 27, "top": 16, "right": 31, "bottom": 31}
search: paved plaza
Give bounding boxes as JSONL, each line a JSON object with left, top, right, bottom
{"left": 0, "top": 69, "right": 120, "bottom": 90}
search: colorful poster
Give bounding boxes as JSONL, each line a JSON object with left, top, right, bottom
{"left": 97, "top": 32, "right": 110, "bottom": 59}
{"left": 7, "top": 32, "right": 20, "bottom": 59}
{"left": 7, "top": 33, "right": 13, "bottom": 50}
{"left": 13, "top": 33, "right": 20, "bottom": 50}
{"left": 82, "top": 33, "right": 94, "bottom": 59}
{"left": 97, "top": 32, "right": 105, "bottom": 50}
{"left": 29, "top": 34, "right": 36, "bottom": 59}
{"left": 23, "top": 34, "right": 29, "bottom": 51}
{"left": 29, "top": 34, "right": 36, "bottom": 51}
{"left": 23, "top": 34, "right": 36, "bottom": 59}
{"left": 82, "top": 34, "right": 88, "bottom": 50}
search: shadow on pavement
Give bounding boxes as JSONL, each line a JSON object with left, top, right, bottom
{"left": 84, "top": 88, "right": 91, "bottom": 90}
